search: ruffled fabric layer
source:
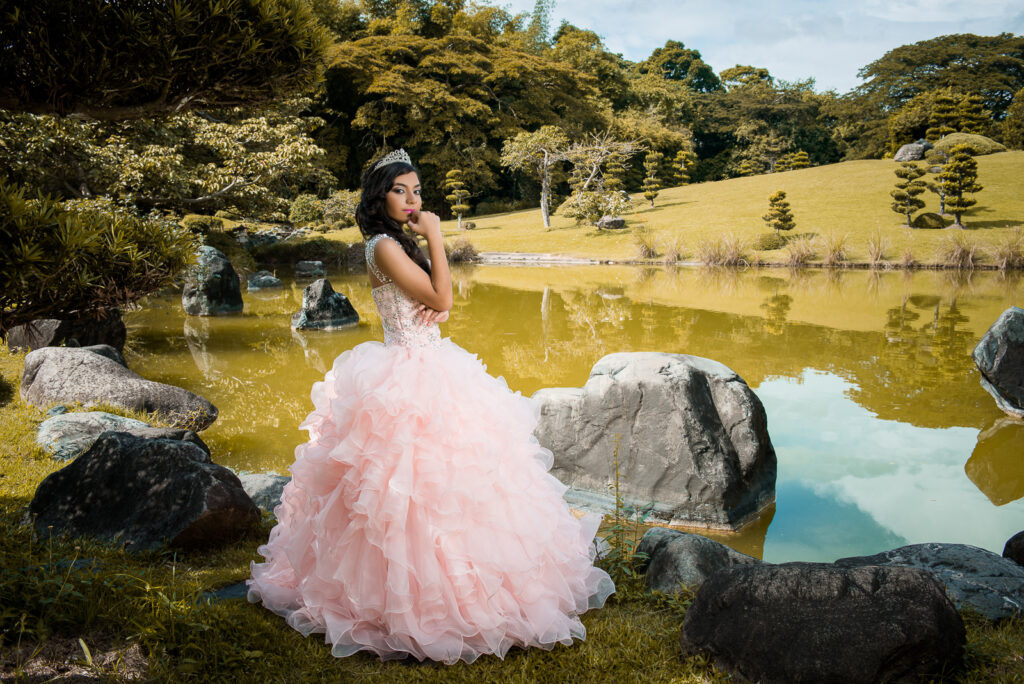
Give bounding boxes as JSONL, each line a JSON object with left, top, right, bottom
{"left": 247, "top": 338, "right": 615, "bottom": 664}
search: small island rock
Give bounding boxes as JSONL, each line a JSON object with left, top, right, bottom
{"left": 294, "top": 260, "right": 326, "bottom": 278}
{"left": 182, "top": 246, "right": 244, "bottom": 316}
{"left": 247, "top": 270, "right": 283, "bottom": 290}
{"left": 972, "top": 306, "right": 1024, "bottom": 419}
{"left": 291, "top": 278, "right": 359, "bottom": 331}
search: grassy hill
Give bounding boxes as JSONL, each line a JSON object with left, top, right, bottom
{"left": 325, "top": 150, "right": 1024, "bottom": 267}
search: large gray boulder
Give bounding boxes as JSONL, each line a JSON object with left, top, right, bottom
{"left": 533, "top": 353, "right": 776, "bottom": 530}
{"left": 29, "top": 432, "right": 259, "bottom": 551}
{"left": 290, "top": 278, "right": 359, "bottom": 331}
{"left": 21, "top": 345, "right": 218, "bottom": 430}
{"left": 637, "top": 527, "right": 760, "bottom": 593}
{"left": 836, "top": 543, "right": 1024, "bottom": 621}
{"left": 37, "top": 411, "right": 209, "bottom": 461}
{"left": 894, "top": 142, "right": 930, "bottom": 161}
{"left": 7, "top": 311, "right": 127, "bottom": 352}
{"left": 596, "top": 216, "right": 626, "bottom": 230}
{"left": 680, "top": 563, "right": 965, "bottom": 684}
{"left": 182, "top": 246, "right": 244, "bottom": 316}
{"left": 973, "top": 306, "right": 1024, "bottom": 419}
{"left": 236, "top": 472, "right": 290, "bottom": 514}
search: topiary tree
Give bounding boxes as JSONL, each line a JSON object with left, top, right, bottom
{"left": 938, "top": 143, "right": 983, "bottom": 227}
{"left": 604, "top": 153, "right": 626, "bottom": 193}
{"left": 1004, "top": 86, "right": 1024, "bottom": 149}
{"left": 672, "top": 148, "right": 697, "bottom": 186}
{"left": 890, "top": 162, "right": 927, "bottom": 226}
{"left": 762, "top": 190, "right": 795, "bottom": 235}
{"left": 926, "top": 89, "right": 959, "bottom": 141}
{"left": 738, "top": 159, "right": 759, "bottom": 177}
{"left": 774, "top": 154, "right": 793, "bottom": 172}
{"left": 788, "top": 150, "right": 811, "bottom": 169}
{"left": 444, "top": 169, "right": 472, "bottom": 230}
{"left": 289, "top": 194, "right": 323, "bottom": 226}
{"left": 957, "top": 93, "right": 990, "bottom": 134}
{"left": 642, "top": 151, "right": 663, "bottom": 207}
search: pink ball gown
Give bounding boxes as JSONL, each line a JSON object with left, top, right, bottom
{"left": 247, "top": 234, "right": 614, "bottom": 664}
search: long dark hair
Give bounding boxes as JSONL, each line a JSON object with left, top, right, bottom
{"left": 355, "top": 159, "right": 431, "bottom": 275}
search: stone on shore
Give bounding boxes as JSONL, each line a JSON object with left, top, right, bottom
{"left": 596, "top": 216, "right": 626, "bottom": 230}
{"left": 972, "top": 306, "right": 1024, "bottom": 419}
{"left": 37, "top": 410, "right": 209, "bottom": 461}
{"left": 21, "top": 345, "right": 218, "bottom": 430}
{"left": 835, "top": 542, "right": 1024, "bottom": 621}
{"left": 7, "top": 311, "right": 127, "bottom": 352}
{"left": 533, "top": 352, "right": 776, "bottom": 530}
{"left": 679, "top": 563, "right": 965, "bottom": 684}
{"left": 291, "top": 278, "right": 359, "bottom": 331}
{"left": 894, "top": 142, "right": 929, "bottom": 161}
{"left": 294, "top": 260, "right": 326, "bottom": 279}
{"left": 247, "top": 270, "right": 283, "bottom": 290}
{"left": 236, "top": 472, "right": 290, "bottom": 514}
{"left": 1005, "top": 531, "right": 1024, "bottom": 566}
{"left": 637, "top": 527, "right": 760, "bottom": 593}
{"left": 29, "top": 432, "right": 259, "bottom": 551}
{"left": 182, "top": 246, "right": 244, "bottom": 316}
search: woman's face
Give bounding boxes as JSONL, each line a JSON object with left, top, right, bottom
{"left": 384, "top": 171, "right": 422, "bottom": 224}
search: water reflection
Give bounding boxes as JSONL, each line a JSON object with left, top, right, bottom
{"left": 967, "top": 418, "right": 1024, "bottom": 506}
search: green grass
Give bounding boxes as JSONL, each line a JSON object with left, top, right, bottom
{"left": 2, "top": 342, "right": 1022, "bottom": 681}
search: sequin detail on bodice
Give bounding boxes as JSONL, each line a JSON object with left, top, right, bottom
{"left": 366, "top": 234, "right": 442, "bottom": 349}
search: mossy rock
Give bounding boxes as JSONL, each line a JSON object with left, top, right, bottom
{"left": 933, "top": 133, "right": 1006, "bottom": 156}
{"left": 912, "top": 212, "right": 948, "bottom": 229}
{"left": 755, "top": 233, "right": 788, "bottom": 251}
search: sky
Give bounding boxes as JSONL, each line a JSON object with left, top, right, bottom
{"left": 499, "top": 0, "right": 1024, "bottom": 94}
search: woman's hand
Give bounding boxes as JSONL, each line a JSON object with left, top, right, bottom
{"left": 406, "top": 210, "right": 441, "bottom": 238}
{"left": 415, "top": 303, "right": 448, "bottom": 325}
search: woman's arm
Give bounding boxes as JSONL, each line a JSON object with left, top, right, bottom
{"left": 374, "top": 211, "right": 453, "bottom": 312}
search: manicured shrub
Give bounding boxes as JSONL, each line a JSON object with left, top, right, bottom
{"left": 288, "top": 193, "right": 323, "bottom": 226}
{"left": 755, "top": 233, "right": 787, "bottom": 251}
{"left": 322, "top": 189, "right": 360, "bottom": 227}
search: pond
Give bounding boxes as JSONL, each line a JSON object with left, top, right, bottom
{"left": 124, "top": 265, "right": 1024, "bottom": 564}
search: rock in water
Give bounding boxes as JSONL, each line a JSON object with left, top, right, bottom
{"left": 7, "top": 310, "right": 127, "bottom": 352}
{"left": 679, "top": 563, "right": 965, "bottom": 684}
{"left": 29, "top": 432, "right": 259, "bottom": 551}
{"left": 533, "top": 352, "right": 776, "bottom": 530}
{"left": 836, "top": 543, "right": 1024, "bottom": 621}
{"left": 37, "top": 410, "right": 209, "bottom": 461}
{"left": 182, "top": 246, "right": 244, "bottom": 316}
{"left": 294, "top": 260, "right": 326, "bottom": 279}
{"left": 637, "top": 527, "right": 760, "bottom": 593}
{"left": 247, "top": 270, "right": 283, "bottom": 290}
{"left": 1005, "top": 532, "right": 1024, "bottom": 566}
{"left": 21, "top": 346, "right": 218, "bottom": 430}
{"left": 973, "top": 306, "right": 1024, "bottom": 419}
{"left": 290, "top": 278, "right": 359, "bottom": 331}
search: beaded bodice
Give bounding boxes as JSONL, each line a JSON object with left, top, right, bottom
{"left": 366, "top": 234, "right": 442, "bottom": 349}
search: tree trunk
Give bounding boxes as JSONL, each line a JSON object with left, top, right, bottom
{"left": 457, "top": 214, "right": 462, "bottom": 230}
{"left": 540, "top": 157, "right": 551, "bottom": 228}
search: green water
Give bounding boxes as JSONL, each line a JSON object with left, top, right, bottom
{"left": 124, "top": 265, "right": 1024, "bottom": 563}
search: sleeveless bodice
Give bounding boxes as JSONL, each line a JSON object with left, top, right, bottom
{"left": 366, "top": 234, "right": 442, "bottom": 349}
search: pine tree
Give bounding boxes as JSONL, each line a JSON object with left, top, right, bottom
{"left": 890, "top": 162, "right": 927, "bottom": 226}
{"left": 774, "top": 154, "right": 793, "bottom": 172}
{"left": 605, "top": 152, "right": 626, "bottom": 193}
{"left": 738, "top": 159, "right": 759, "bottom": 176}
{"left": 788, "top": 150, "right": 811, "bottom": 169}
{"left": 672, "top": 149, "right": 697, "bottom": 186}
{"left": 642, "top": 151, "right": 663, "bottom": 207}
{"left": 444, "top": 169, "right": 471, "bottom": 230}
{"left": 926, "top": 89, "right": 959, "bottom": 141}
{"left": 938, "top": 143, "right": 983, "bottom": 227}
{"left": 762, "top": 190, "right": 795, "bottom": 235}
{"left": 957, "top": 93, "right": 989, "bottom": 134}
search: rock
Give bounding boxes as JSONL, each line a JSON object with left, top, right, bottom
{"left": 836, "top": 543, "right": 1024, "bottom": 621}
{"left": 894, "top": 142, "right": 929, "bottom": 161}
{"left": 462, "top": 221, "right": 476, "bottom": 230}
{"left": 21, "top": 346, "right": 218, "bottom": 430}
{"left": 45, "top": 405, "right": 68, "bottom": 417}
{"left": 973, "top": 306, "right": 1024, "bottom": 419}
{"left": 294, "top": 260, "right": 326, "bottom": 279}
{"left": 36, "top": 410, "right": 209, "bottom": 461}
{"left": 290, "top": 278, "right": 359, "bottom": 331}
{"left": 236, "top": 472, "right": 290, "bottom": 514}
{"left": 29, "top": 432, "right": 259, "bottom": 551}
{"left": 596, "top": 215, "right": 626, "bottom": 230}
{"left": 7, "top": 311, "right": 127, "bottom": 352}
{"left": 679, "top": 563, "right": 965, "bottom": 684}
{"left": 1005, "top": 532, "right": 1024, "bottom": 566}
{"left": 533, "top": 352, "right": 776, "bottom": 530}
{"left": 247, "top": 270, "right": 283, "bottom": 290}
{"left": 911, "top": 211, "right": 947, "bottom": 229}
{"left": 182, "top": 246, "right": 244, "bottom": 316}
{"left": 637, "top": 528, "right": 760, "bottom": 593}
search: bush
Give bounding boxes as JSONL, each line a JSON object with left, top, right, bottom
{"left": 932, "top": 132, "right": 1006, "bottom": 156}
{"left": 474, "top": 198, "right": 535, "bottom": 215}
{"left": 323, "top": 189, "right": 360, "bottom": 227}
{"left": 912, "top": 212, "right": 948, "bottom": 229}
{"left": 633, "top": 226, "right": 658, "bottom": 259}
{"left": 446, "top": 237, "right": 478, "bottom": 263}
{"left": 559, "top": 191, "right": 631, "bottom": 226}
{"left": 213, "top": 209, "right": 241, "bottom": 220}
{"left": 867, "top": 231, "right": 889, "bottom": 267}
{"left": 662, "top": 233, "right": 685, "bottom": 263}
{"left": 993, "top": 229, "right": 1024, "bottom": 271}
{"left": 289, "top": 194, "right": 323, "bottom": 226}
{"left": 181, "top": 215, "right": 225, "bottom": 235}
{"left": 694, "top": 233, "right": 747, "bottom": 266}
{"left": 250, "top": 236, "right": 354, "bottom": 267}
{"left": 939, "top": 232, "right": 981, "bottom": 270}
{"left": 313, "top": 224, "right": 331, "bottom": 233}
{"left": 783, "top": 236, "right": 816, "bottom": 266}
{"left": 820, "top": 233, "right": 848, "bottom": 267}
{"left": 755, "top": 233, "right": 788, "bottom": 251}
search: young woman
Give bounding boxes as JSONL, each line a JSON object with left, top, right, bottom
{"left": 247, "top": 150, "right": 614, "bottom": 665}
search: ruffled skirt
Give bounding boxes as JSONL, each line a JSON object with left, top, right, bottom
{"left": 247, "top": 338, "right": 615, "bottom": 664}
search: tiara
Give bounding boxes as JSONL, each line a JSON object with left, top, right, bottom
{"left": 373, "top": 148, "right": 412, "bottom": 171}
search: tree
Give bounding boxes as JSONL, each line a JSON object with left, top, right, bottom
{"left": 788, "top": 150, "right": 811, "bottom": 169}
{"left": 444, "top": 169, "right": 472, "bottom": 230}
{"left": 525, "top": 0, "right": 556, "bottom": 52}
{"left": 637, "top": 40, "right": 722, "bottom": 93}
{"left": 672, "top": 148, "right": 697, "bottom": 185}
{"left": 890, "top": 162, "right": 927, "bottom": 226}
{"left": 604, "top": 153, "right": 627, "bottom": 193}
{"left": 642, "top": 151, "right": 663, "bottom": 206}
{"left": 958, "top": 93, "right": 990, "bottom": 134}
{"left": 1004, "top": 87, "right": 1024, "bottom": 148}
{"left": 500, "top": 126, "right": 569, "bottom": 228}
{"left": 938, "top": 144, "right": 983, "bottom": 227}
{"left": 738, "top": 159, "right": 759, "bottom": 176}
{"left": 0, "top": 0, "right": 331, "bottom": 119}
{"left": 926, "top": 89, "right": 959, "bottom": 141}
{"left": 763, "top": 191, "right": 795, "bottom": 235}
{"left": 774, "top": 155, "right": 793, "bottom": 173}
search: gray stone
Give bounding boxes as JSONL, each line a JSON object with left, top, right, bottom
{"left": 894, "top": 142, "right": 928, "bottom": 161}
{"left": 28, "top": 432, "right": 259, "bottom": 551}
{"left": 182, "top": 246, "right": 244, "bottom": 316}
{"left": 236, "top": 472, "right": 290, "bottom": 513}
{"left": 533, "top": 352, "right": 776, "bottom": 530}
{"left": 37, "top": 410, "right": 210, "bottom": 461}
{"left": 7, "top": 311, "right": 127, "bottom": 352}
{"left": 21, "top": 345, "right": 217, "bottom": 430}
{"left": 596, "top": 215, "right": 626, "bottom": 230}
{"left": 836, "top": 542, "right": 1024, "bottom": 621}
{"left": 637, "top": 527, "right": 760, "bottom": 593}
{"left": 290, "top": 278, "right": 359, "bottom": 331}
{"left": 1005, "top": 531, "right": 1024, "bottom": 566}
{"left": 247, "top": 270, "right": 283, "bottom": 290}
{"left": 973, "top": 306, "right": 1024, "bottom": 419}
{"left": 679, "top": 563, "right": 965, "bottom": 684}
{"left": 294, "top": 260, "right": 326, "bottom": 278}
